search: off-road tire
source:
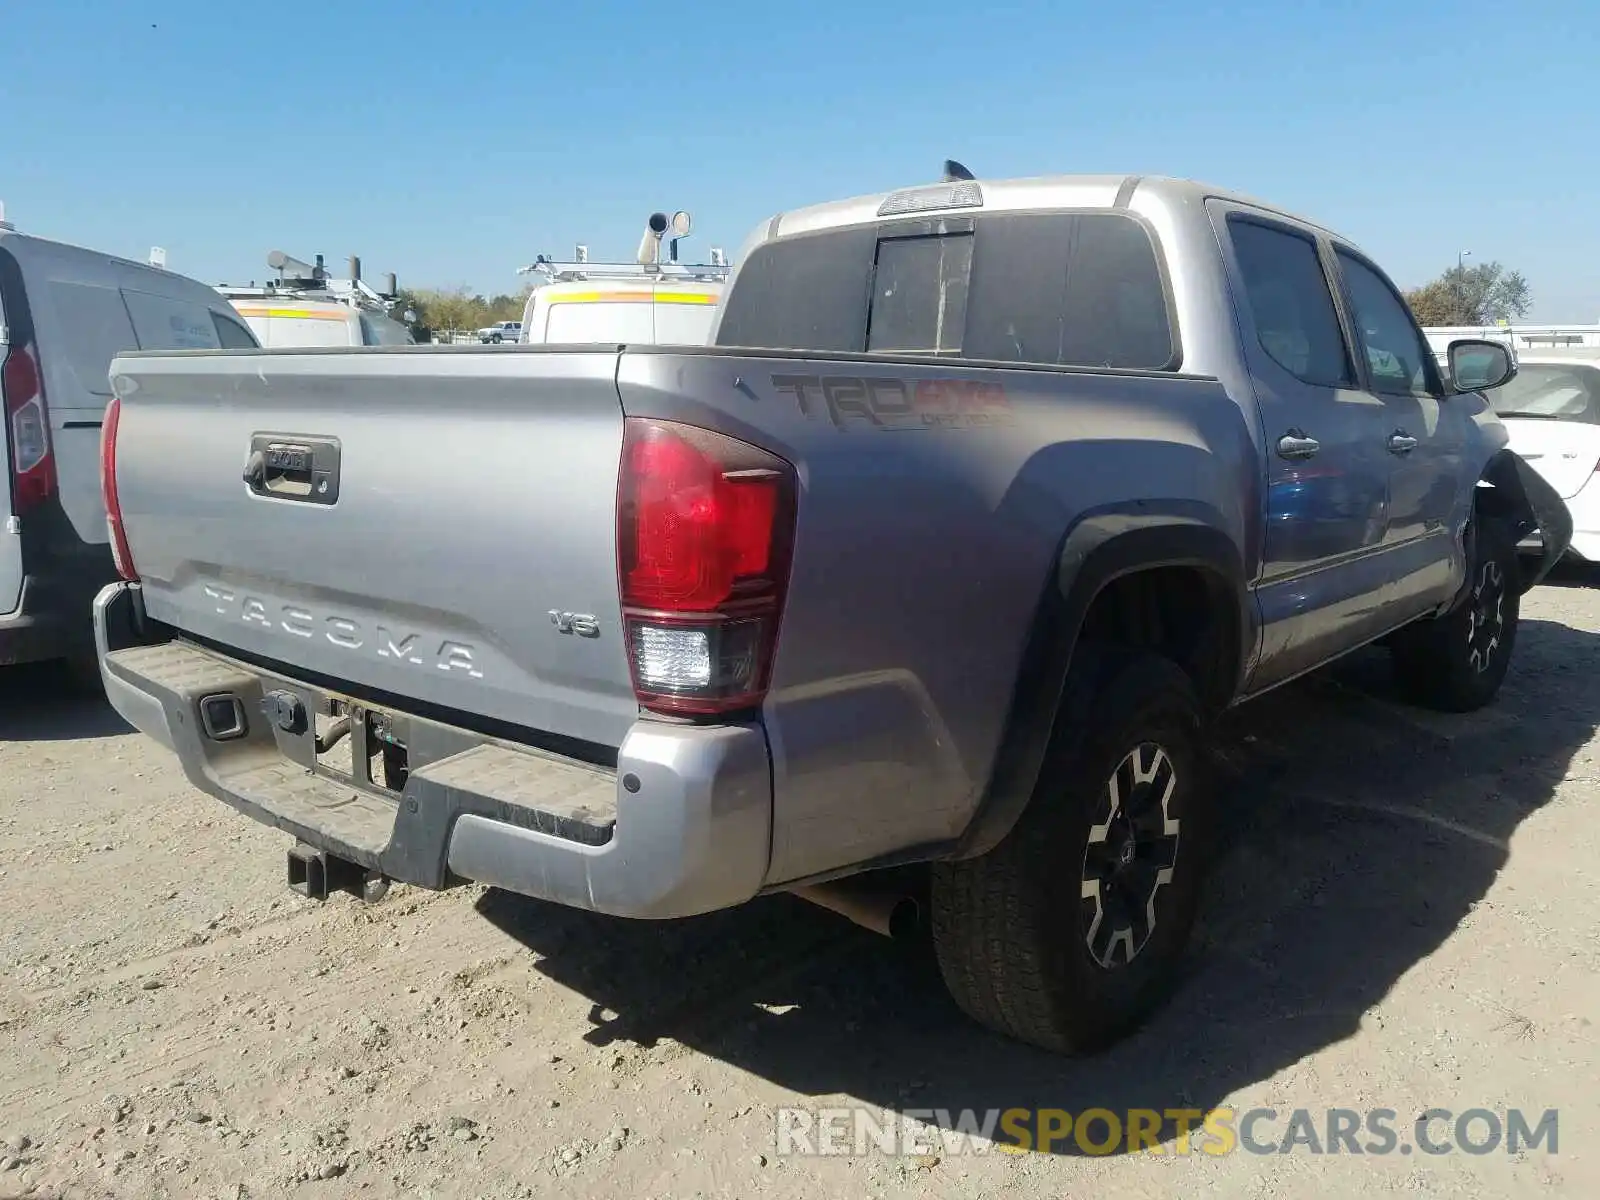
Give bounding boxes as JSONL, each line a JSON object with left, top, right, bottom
{"left": 930, "top": 649, "right": 1211, "bottom": 1054}
{"left": 1389, "top": 517, "right": 1519, "bottom": 713}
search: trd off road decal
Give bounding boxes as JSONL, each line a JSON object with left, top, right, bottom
{"left": 771, "top": 374, "right": 1014, "bottom": 431}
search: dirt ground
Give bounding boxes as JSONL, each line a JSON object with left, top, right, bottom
{"left": 2, "top": 577, "right": 1597, "bottom": 1200}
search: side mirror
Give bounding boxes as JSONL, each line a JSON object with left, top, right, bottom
{"left": 1448, "top": 339, "right": 1516, "bottom": 393}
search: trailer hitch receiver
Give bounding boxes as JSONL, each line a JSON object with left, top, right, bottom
{"left": 287, "top": 842, "right": 390, "bottom": 903}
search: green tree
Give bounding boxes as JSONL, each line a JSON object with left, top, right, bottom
{"left": 388, "top": 284, "right": 535, "bottom": 341}
{"left": 404, "top": 286, "right": 485, "bottom": 339}
{"left": 1404, "top": 262, "right": 1532, "bottom": 326}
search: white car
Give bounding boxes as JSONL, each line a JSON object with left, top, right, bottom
{"left": 1485, "top": 348, "right": 1600, "bottom": 561}
{"left": 476, "top": 321, "right": 521, "bottom": 344}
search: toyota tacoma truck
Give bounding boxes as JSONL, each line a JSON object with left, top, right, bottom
{"left": 93, "top": 172, "right": 1570, "bottom": 1054}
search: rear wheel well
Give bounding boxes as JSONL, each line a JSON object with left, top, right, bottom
{"left": 1076, "top": 566, "right": 1240, "bottom": 714}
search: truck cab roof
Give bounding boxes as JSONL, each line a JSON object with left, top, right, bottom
{"left": 753, "top": 173, "right": 1338, "bottom": 244}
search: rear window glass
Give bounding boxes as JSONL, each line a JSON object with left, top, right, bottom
{"left": 544, "top": 300, "right": 654, "bottom": 344}
{"left": 1485, "top": 363, "right": 1600, "bottom": 423}
{"left": 867, "top": 233, "right": 972, "bottom": 355}
{"left": 715, "top": 212, "right": 1176, "bottom": 370}
{"left": 714, "top": 226, "right": 875, "bottom": 353}
{"left": 652, "top": 295, "right": 721, "bottom": 346}
{"left": 360, "top": 315, "right": 415, "bottom": 346}
{"left": 212, "top": 311, "right": 258, "bottom": 348}
{"left": 240, "top": 313, "right": 352, "bottom": 348}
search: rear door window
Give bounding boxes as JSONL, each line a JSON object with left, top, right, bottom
{"left": 45, "top": 281, "right": 138, "bottom": 398}
{"left": 1227, "top": 218, "right": 1353, "bottom": 388}
{"left": 121, "top": 289, "right": 224, "bottom": 351}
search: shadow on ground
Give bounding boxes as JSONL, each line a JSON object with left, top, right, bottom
{"left": 478, "top": 616, "right": 1599, "bottom": 1155}
{"left": 0, "top": 661, "right": 130, "bottom": 741}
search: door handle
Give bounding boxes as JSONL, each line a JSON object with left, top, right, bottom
{"left": 1387, "top": 431, "right": 1418, "bottom": 455}
{"left": 1277, "top": 432, "right": 1320, "bottom": 461}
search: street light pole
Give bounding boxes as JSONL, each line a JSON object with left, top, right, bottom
{"left": 1456, "top": 250, "right": 1472, "bottom": 324}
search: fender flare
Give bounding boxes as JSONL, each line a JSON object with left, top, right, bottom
{"left": 952, "top": 503, "right": 1251, "bottom": 860}
{"left": 1476, "top": 448, "right": 1573, "bottom": 594}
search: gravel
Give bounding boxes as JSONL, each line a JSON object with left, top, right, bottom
{"left": 3, "top": 580, "right": 1599, "bottom": 1197}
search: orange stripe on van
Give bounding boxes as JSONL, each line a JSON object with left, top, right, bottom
{"left": 232, "top": 307, "right": 350, "bottom": 321}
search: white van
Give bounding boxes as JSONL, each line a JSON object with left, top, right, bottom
{"left": 226, "top": 295, "right": 416, "bottom": 348}
{"left": 518, "top": 277, "right": 724, "bottom": 345}
{"left": 218, "top": 254, "right": 416, "bottom": 349}
{"left": 0, "top": 216, "right": 258, "bottom": 671}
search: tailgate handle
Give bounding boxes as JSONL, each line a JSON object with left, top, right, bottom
{"left": 244, "top": 434, "right": 341, "bottom": 505}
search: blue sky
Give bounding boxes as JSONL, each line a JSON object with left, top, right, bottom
{"left": 3, "top": 0, "right": 1596, "bottom": 319}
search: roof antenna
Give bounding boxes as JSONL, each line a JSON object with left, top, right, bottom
{"left": 942, "top": 159, "right": 975, "bottom": 182}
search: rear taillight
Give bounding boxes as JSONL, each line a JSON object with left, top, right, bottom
{"left": 100, "top": 394, "right": 137, "bottom": 581}
{"left": 2, "top": 341, "right": 56, "bottom": 513}
{"left": 617, "top": 417, "right": 797, "bottom": 716}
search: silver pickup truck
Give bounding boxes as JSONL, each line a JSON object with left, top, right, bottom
{"left": 95, "top": 172, "right": 1570, "bottom": 1054}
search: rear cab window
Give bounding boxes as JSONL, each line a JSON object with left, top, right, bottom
{"left": 715, "top": 211, "right": 1178, "bottom": 371}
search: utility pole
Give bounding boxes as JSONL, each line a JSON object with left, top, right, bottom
{"left": 1456, "top": 250, "right": 1472, "bottom": 323}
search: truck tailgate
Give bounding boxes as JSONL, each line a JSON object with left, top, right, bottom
{"left": 108, "top": 347, "right": 638, "bottom": 749}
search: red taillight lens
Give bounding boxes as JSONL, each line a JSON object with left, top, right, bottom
{"left": 2, "top": 342, "right": 57, "bottom": 514}
{"left": 100, "top": 394, "right": 137, "bottom": 581}
{"left": 617, "top": 418, "right": 796, "bottom": 716}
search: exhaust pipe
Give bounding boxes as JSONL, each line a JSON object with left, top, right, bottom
{"left": 636, "top": 212, "right": 670, "bottom": 266}
{"left": 791, "top": 877, "right": 921, "bottom": 940}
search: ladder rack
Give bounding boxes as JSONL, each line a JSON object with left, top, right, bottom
{"left": 516, "top": 257, "right": 730, "bottom": 286}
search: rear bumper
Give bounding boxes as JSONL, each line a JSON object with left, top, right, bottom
{"left": 94, "top": 582, "right": 773, "bottom": 918}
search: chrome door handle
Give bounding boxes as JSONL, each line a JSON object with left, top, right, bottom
{"left": 1277, "top": 432, "right": 1320, "bottom": 460}
{"left": 1387, "top": 431, "right": 1418, "bottom": 455}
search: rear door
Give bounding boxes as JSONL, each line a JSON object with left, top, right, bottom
{"left": 1215, "top": 208, "right": 1392, "bottom": 690}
